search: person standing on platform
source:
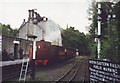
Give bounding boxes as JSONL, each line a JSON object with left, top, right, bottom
{"left": 29, "top": 45, "right": 33, "bottom": 61}
{"left": 19, "top": 47, "right": 23, "bottom": 59}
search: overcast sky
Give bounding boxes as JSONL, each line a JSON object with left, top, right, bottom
{"left": 0, "top": 0, "right": 92, "bottom": 34}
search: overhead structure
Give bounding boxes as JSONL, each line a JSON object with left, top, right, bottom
{"left": 17, "top": 9, "right": 62, "bottom": 46}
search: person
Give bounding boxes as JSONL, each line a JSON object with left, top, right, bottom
{"left": 2, "top": 49, "right": 9, "bottom": 61}
{"left": 29, "top": 45, "right": 35, "bottom": 80}
{"left": 19, "top": 47, "right": 23, "bottom": 59}
{"left": 29, "top": 45, "right": 33, "bottom": 61}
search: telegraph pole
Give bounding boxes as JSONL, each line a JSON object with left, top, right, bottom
{"left": 97, "top": 3, "right": 101, "bottom": 59}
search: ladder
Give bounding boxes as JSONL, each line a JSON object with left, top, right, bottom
{"left": 19, "top": 57, "right": 29, "bottom": 81}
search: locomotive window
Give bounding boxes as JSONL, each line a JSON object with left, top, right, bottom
{"left": 47, "top": 43, "right": 50, "bottom": 46}
{"left": 44, "top": 43, "right": 46, "bottom": 48}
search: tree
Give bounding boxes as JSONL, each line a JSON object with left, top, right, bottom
{"left": 62, "top": 26, "right": 90, "bottom": 55}
{"left": 0, "top": 23, "right": 17, "bottom": 37}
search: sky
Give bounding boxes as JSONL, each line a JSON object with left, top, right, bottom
{"left": 0, "top": 0, "right": 92, "bottom": 34}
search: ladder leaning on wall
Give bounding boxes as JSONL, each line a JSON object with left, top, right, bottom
{"left": 19, "top": 57, "right": 29, "bottom": 81}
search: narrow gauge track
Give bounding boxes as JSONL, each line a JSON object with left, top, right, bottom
{"left": 71, "top": 57, "right": 89, "bottom": 83}
{"left": 55, "top": 57, "right": 85, "bottom": 82}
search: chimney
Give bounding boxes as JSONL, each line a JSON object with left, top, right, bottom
{"left": 28, "top": 10, "right": 32, "bottom": 21}
{"left": 31, "top": 9, "right": 34, "bottom": 20}
{"left": 28, "top": 9, "right": 35, "bottom": 21}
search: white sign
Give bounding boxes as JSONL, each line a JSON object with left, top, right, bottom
{"left": 13, "top": 40, "right": 20, "bottom": 44}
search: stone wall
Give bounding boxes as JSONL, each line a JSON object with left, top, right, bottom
{"left": 2, "top": 35, "right": 32, "bottom": 59}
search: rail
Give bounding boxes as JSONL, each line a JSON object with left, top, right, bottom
{"left": 55, "top": 57, "right": 84, "bottom": 82}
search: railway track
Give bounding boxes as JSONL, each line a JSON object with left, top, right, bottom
{"left": 71, "top": 57, "right": 89, "bottom": 83}
{"left": 2, "top": 56, "right": 89, "bottom": 82}
{"left": 55, "top": 57, "right": 87, "bottom": 82}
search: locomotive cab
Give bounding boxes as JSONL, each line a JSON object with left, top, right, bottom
{"left": 35, "top": 40, "right": 51, "bottom": 65}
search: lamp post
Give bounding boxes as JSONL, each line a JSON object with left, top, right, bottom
{"left": 27, "top": 34, "right": 37, "bottom": 80}
{"left": 27, "top": 34, "right": 37, "bottom": 60}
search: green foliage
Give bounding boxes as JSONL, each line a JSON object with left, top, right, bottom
{"left": 0, "top": 23, "right": 17, "bottom": 37}
{"left": 62, "top": 26, "right": 90, "bottom": 55}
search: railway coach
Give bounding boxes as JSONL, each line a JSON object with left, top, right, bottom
{"left": 35, "top": 40, "right": 76, "bottom": 66}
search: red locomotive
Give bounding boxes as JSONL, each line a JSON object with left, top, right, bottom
{"left": 35, "top": 40, "right": 76, "bottom": 66}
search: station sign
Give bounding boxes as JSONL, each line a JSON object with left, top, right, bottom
{"left": 89, "top": 59, "right": 120, "bottom": 82}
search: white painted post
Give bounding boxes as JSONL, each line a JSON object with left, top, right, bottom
{"left": 97, "top": 3, "right": 101, "bottom": 59}
{"left": 33, "top": 39, "right": 36, "bottom": 59}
